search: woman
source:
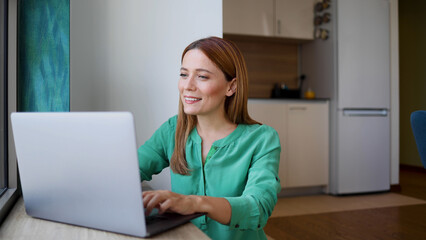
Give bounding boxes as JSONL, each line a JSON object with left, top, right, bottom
{"left": 138, "top": 36, "right": 281, "bottom": 240}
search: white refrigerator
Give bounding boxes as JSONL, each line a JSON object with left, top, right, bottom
{"left": 301, "top": 0, "right": 391, "bottom": 194}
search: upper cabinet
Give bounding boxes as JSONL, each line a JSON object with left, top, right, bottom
{"left": 275, "top": 0, "right": 315, "bottom": 39}
{"left": 223, "top": 0, "right": 315, "bottom": 40}
{"left": 223, "top": 0, "right": 275, "bottom": 36}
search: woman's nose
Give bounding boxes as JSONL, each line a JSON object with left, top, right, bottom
{"left": 184, "top": 75, "right": 196, "bottom": 91}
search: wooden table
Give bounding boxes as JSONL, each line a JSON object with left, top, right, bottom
{"left": 0, "top": 198, "right": 210, "bottom": 240}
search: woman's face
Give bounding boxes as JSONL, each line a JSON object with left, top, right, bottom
{"left": 178, "top": 49, "right": 235, "bottom": 118}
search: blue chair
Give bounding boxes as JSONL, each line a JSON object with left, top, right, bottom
{"left": 411, "top": 110, "right": 426, "bottom": 168}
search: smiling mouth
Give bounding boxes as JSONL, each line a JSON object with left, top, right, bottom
{"left": 184, "top": 97, "right": 202, "bottom": 102}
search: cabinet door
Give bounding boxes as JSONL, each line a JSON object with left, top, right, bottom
{"left": 275, "top": 0, "right": 315, "bottom": 39}
{"left": 286, "top": 102, "right": 329, "bottom": 187}
{"left": 223, "top": 0, "right": 274, "bottom": 36}
{"left": 247, "top": 100, "right": 287, "bottom": 188}
{"left": 337, "top": 0, "right": 390, "bottom": 109}
{"left": 336, "top": 110, "right": 390, "bottom": 194}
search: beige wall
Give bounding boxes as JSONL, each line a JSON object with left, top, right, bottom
{"left": 399, "top": 0, "right": 426, "bottom": 166}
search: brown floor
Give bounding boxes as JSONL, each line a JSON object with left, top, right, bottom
{"left": 265, "top": 165, "right": 426, "bottom": 240}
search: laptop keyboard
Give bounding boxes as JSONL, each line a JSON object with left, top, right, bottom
{"left": 144, "top": 208, "right": 172, "bottom": 225}
{"left": 145, "top": 214, "right": 170, "bottom": 225}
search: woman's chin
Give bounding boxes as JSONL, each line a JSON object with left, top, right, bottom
{"left": 183, "top": 109, "right": 199, "bottom": 116}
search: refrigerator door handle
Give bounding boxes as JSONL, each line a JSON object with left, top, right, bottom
{"left": 342, "top": 109, "right": 388, "bottom": 117}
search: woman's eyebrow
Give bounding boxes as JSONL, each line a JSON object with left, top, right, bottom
{"left": 195, "top": 68, "right": 213, "bottom": 74}
{"left": 180, "top": 67, "right": 213, "bottom": 74}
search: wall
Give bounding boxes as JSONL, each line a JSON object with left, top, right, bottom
{"left": 399, "top": 0, "right": 426, "bottom": 167}
{"left": 390, "top": 0, "right": 400, "bottom": 185}
{"left": 70, "top": 0, "right": 222, "bottom": 190}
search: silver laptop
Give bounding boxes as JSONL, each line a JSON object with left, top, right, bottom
{"left": 11, "top": 112, "right": 203, "bottom": 238}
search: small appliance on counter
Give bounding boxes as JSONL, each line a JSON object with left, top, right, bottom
{"left": 271, "top": 75, "right": 305, "bottom": 99}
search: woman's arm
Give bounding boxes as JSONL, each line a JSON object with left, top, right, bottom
{"left": 138, "top": 117, "right": 177, "bottom": 181}
{"left": 142, "top": 190, "right": 231, "bottom": 225}
{"left": 223, "top": 126, "right": 281, "bottom": 230}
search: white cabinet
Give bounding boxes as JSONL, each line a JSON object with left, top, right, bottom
{"left": 223, "top": 0, "right": 274, "bottom": 36}
{"left": 286, "top": 102, "right": 329, "bottom": 187}
{"left": 248, "top": 100, "right": 329, "bottom": 188}
{"left": 275, "top": 0, "right": 315, "bottom": 39}
{"left": 223, "top": 0, "right": 315, "bottom": 40}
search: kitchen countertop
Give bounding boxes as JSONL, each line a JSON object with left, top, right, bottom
{"left": 249, "top": 98, "right": 330, "bottom": 102}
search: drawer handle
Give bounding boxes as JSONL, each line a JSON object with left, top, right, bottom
{"left": 343, "top": 109, "right": 388, "bottom": 117}
{"left": 289, "top": 107, "right": 307, "bottom": 111}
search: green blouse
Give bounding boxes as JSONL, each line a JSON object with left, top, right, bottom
{"left": 138, "top": 116, "right": 281, "bottom": 240}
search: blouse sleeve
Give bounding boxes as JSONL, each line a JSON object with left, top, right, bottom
{"left": 224, "top": 126, "right": 281, "bottom": 231}
{"left": 137, "top": 117, "right": 176, "bottom": 181}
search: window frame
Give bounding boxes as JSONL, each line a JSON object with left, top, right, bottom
{"left": 0, "top": 0, "right": 7, "bottom": 195}
{"left": 0, "top": 0, "right": 19, "bottom": 225}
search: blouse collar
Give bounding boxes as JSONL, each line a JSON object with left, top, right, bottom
{"left": 189, "top": 124, "right": 245, "bottom": 147}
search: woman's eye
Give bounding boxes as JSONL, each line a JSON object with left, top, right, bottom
{"left": 180, "top": 73, "right": 187, "bottom": 77}
{"left": 198, "top": 75, "right": 208, "bottom": 79}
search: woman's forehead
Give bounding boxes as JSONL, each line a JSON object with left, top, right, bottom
{"left": 182, "top": 49, "right": 218, "bottom": 70}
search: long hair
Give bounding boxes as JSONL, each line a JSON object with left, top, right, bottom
{"left": 170, "top": 37, "right": 259, "bottom": 175}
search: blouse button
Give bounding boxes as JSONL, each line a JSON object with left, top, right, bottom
{"left": 258, "top": 224, "right": 261, "bottom": 228}
{"left": 235, "top": 224, "right": 239, "bottom": 228}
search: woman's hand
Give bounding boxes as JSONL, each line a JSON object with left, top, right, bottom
{"left": 142, "top": 190, "right": 200, "bottom": 216}
{"left": 143, "top": 190, "right": 232, "bottom": 225}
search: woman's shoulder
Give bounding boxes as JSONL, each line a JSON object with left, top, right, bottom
{"left": 160, "top": 115, "right": 177, "bottom": 127}
{"left": 241, "top": 123, "right": 279, "bottom": 141}
{"left": 243, "top": 123, "right": 277, "bottom": 134}
{"left": 237, "top": 123, "right": 280, "bottom": 155}
{"left": 155, "top": 115, "right": 178, "bottom": 134}
{"left": 166, "top": 115, "right": 178, "bottom": 127}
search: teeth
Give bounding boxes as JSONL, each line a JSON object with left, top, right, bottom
{"left": 185, "top": 97, "right": 201, "bottom": 101}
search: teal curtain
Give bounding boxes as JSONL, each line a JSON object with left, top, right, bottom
{"left": 18, "top": 0, "right": 69, "bottom": 112}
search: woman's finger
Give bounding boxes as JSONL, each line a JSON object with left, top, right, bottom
{"left": 158, "top": 198, "right": 173, "bottom": 214}
{"left": 142, "top": 192, "right": 156, "bottom": 208}
{"left": 144, "top": 193, "right": 163, "bottom": 215}
{"left": 160, "top": 195, "right": 196, "bottom": 215}
{"left": 145, "top": 194, "right": 161, "bottom": 211}
{"left": 145, "top": 191, "right": 172, "bottom": 214}
{"left": 142, "top": 190, "right": 153, "bottom": 198}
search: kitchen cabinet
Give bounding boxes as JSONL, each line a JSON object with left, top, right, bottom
{"left": 223, "top": 0, "right": 315, "bottom": 40}
{"left": 247, "top": 99, "right": 329, "bottom": 188}
{"left": 223, "top": 0, "right": 274, "bottom": 36}
{"left": 286, "top": 102, "right": 329, "bottom": 187}
{"left": 275, "top": 0, "right": 315, "bottom": 39}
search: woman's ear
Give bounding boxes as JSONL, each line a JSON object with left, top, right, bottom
{"left": 226, "top": 78, "right": 237, "bottom": 97}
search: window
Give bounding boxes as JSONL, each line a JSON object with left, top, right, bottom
{"left": 0, "top": 0, "right": 7, "bottom": 197}
{"left": 0, "top": 0, "right": 18, "bottom": 225}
